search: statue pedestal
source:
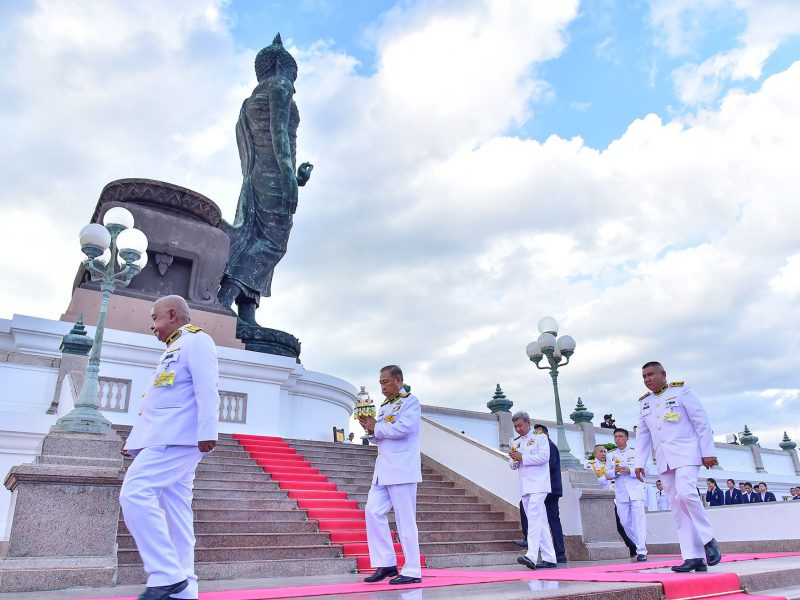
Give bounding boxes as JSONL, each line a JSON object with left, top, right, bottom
{"left": 236, "top": 323, "right": 301, "bottom": 360}
{"left": 63, "top": 288, "right": 244, "bottom": 350}
{"left": 0, "top": 432, "right": 124, "bottom": 592}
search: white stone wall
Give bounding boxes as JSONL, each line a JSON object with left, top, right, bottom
{"left": 420, "top": 408, "right": 499, "bottom": 448}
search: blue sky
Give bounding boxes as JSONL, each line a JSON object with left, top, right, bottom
{"left": 227, "top": 0, "right": 798, "bottom": 148}
{"left": 1, "top": 0, "right": 799, "bottom": 446}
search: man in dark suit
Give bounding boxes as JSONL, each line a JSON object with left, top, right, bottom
{"left": 791, "top": 486, "right": 800, "bottom": 500}
{"left": 756, "top": 482, "right": 776, "bottom": 502}
{"left": 515, "top": 424, "right": 567, "bottom": 563}
{"left": 724, "top": 478, "right": 742, "bottom": 505}
{"left": 741, "top": 482, "right": 760, "bottom": 503}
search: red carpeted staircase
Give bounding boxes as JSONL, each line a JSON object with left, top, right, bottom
{"left": 234, "top": 433, "right": 424, "bottom": 572}
{"left": 114, "top": 426, "right": 522, "bottom": 584}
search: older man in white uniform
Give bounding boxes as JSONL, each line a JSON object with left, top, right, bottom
{"left": 509, "top": 411, "right": 557, "bottom": 570}
{"left": 359, "top": 365, "right": 422, "bottom": 585}
{"left": 120, "top": 295, "right": 220, "bottom": 600}
{"left": 635, "top": 361, "right": 721, "bottom": 573}
{"left": 606, "top": 428, "right": 648, "bottom": 561}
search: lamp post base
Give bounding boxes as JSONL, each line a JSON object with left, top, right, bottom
{"left": 50, "top": 406, "right": 115, "bottom": 435}
{"left": 559, "top": 449, "right": 584, "bottom": 470}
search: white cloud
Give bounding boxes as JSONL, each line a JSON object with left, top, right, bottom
{"left": 1, "top": 1, "right": 799, "bottom": 448}
{"left": 649, "top": 0, "right": 800, "bottom": 105}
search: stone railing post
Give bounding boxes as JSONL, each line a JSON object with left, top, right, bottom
{"left": 487, "top": 384, "right": 514, "bottom": 451}
{"left": 570, "top": 397, "right": 595, "bottom": 461}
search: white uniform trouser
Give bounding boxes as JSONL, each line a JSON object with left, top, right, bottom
{"left": 661, "top": 465, "right": 714, "bottom": 560}
{"left": 120, "top": 445, "right": 203, "bottom": 597}
{"left": 522, "top": 492, "right": 556, "bottom": 564}
{"left": 615, "top": 499, "right": 647, "bottom": 556}
{"left": 365, "top": 483, "right": 421, "bottom": 578}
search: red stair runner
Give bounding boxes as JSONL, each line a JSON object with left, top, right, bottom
{"left": 234, "top": 433, "right": 425, "bottom": 571}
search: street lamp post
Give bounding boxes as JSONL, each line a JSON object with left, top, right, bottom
{"left": 51, "top": 207, "right": 148, "bottom": 435}
{"left": 526, "top": 316, "right": 582, "bottom": 469}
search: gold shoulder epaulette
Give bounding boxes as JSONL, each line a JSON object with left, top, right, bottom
{"left": 669, "top": 381, "right": 684, "bottom": 387}
{"left": 399, "top": 391, "right": 410, "bottom": 398}
{"left": 639, "top": 391, "right": 651, "bottom": 401}
{"left": 185, "top": 325, "right": 203, "bottom": 333}
{"left": 165, "top": 330, "right": 182, "bottom": 346}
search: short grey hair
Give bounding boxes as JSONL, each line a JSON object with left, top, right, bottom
{"left": 511, "top": 411, "right": 530, "bottom": 423}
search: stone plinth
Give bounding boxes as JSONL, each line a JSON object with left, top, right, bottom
{"left": 63, "top": 287, "right": 245, "bottom": 350}
{"left": 0, "top": 432, "right": 124, "bottom": 592}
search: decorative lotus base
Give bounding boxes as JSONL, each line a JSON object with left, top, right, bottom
{"left": 236, "top": 322, "right": 301, "bottom": 360}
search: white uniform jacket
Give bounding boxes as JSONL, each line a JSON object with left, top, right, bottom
{"left": 509, "top": 432, "right": 551, "bottom": 496}
{"left": 606, "top": 446, "right": 646, "bottom": 502}
{"left": 634, "top": 382, "right": 715, "bottom": 473}
{"left": 125, "top": 325, "right": 220, "bottom": 452}
{"left": 371, "top": 391, "right": 422, "bottom": 486}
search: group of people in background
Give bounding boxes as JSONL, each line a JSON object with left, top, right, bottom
{"left": 706, "top": 478, "right": 781, "bottom": 504}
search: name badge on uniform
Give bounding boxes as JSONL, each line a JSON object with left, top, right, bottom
{"left": 154, "top": 372, "right": 175, "bottom": 387}
{"left": 664, "top": 411, "right": 680, "bottom": 423}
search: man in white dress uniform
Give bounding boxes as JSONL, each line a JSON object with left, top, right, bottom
{"left": 120, "top": 295, "right": 220, "bottom": 600}
{"left": 606, "top": 428, "right": 648, "bottom": 561}
{"left": 634, "top": 361, "right": 721, "bottom": 573}
{"left": 509, "top": 411, "right": 557, "bottom": 570}
{"left": 359, "top": 365, "right": 422, "bottom": 585}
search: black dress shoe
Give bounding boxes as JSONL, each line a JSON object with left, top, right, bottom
{"left": 517, "top": 556, "right": 537, "bottom": 569}
{"left": 636, "top": 554, "right": 648, "bottom": 562}
{"left": 535, "top": 561, "right": 557, "bottom": 569}
{"left": 137, "top": 580, "right": 188, "bottom": 600}
{"left": 512, "top": 539, "right": 528, "bottom": 548}
{"left": 704, "top": 538, "right": 722, "bottom": 566}
{"left": 389, "top": 575, "right": 422, "bottom": 585}
{"left": 671, "top": 559, "right": 708, "bottom": 573}
{"left": 363, "top": 566, "right": 399, "bottom": 582}
{"left": 556, "top": 555, "right": 568, "bottom": 564}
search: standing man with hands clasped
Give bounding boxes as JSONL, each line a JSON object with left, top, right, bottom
{"left": 120, "top": 295, "right": 220, "bottom": 600}
{"left": 635, "top": 361, "right": 722, "bottom": 573}
{"left": 509, "top": 411, "right": 557, "bottom": 570}
{"left": 606, "top": 427, "right": 648, "bottom": 561}
{"left": 359, "top": 365, "right": 423, "bottom": 585}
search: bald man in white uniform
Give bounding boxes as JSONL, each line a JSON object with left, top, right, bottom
{"left": 120, "top": 295, "right": 219, "bottom": 600}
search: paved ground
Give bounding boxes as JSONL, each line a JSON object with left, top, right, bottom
{"left": 3, "top": 556, "right": 799, "bottom": 600}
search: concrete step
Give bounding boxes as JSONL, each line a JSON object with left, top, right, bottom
{"left": 118, "top": 545, "right": 342, "bottom": 564}
{"left": 194, "top": 471, "right": 271, "bottom": 482}
{"left": 118, "top": 519, "right": 320, "bottom": 535}
{"left": 418, "top": 529, "right": 520, "bottom": 543}
{"left": 287, "top": 439, "right": 377, "bottom": 451}
{"left": 196, "top": 463, "right": 265, "bottom": 474}
{"left": 345, "top": 492, "right": 478, "bottom": 505}
{"left": 192, "top": 498, "right": 298, "bottom": 510}
{"left": 116, "top": 556, "right": 356, "bottom": 585}
{"left": 415, "top": 520, "right": 520, "bottom": 532}
{"left": 193, "top": 488, "right": 288, "bottom": 500}
{"left": 425, "top": 550, "right": 524, "bottom": 569}
{"left": 194, "top": 479, "right": 280, "bottom": 491}
{"left": 117, "top": 532, "right": 331, "bottom": 549}
{"left": 193, "top": 508, "right": 308, "bottom": 522}
{"left": 200, "top": 446, "right": 250, "bottom": 464}
{"left": 294, "top": 457, "right": 376, "bottom": 468}
{"left": 414, "top": 510, "right": 507, "bottom": 522}
{"left": 758, "top": 586, "right": 800, "bottom": 600}
{"left": 314, "top": 468, "right": 443, "bottom": 481}
{"left": 419, "top": 540, "right": 519, "bottom": 554}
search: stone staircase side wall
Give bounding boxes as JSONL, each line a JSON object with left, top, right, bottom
{"left": 420, "top": 454, "right": 519, "bottom": 523}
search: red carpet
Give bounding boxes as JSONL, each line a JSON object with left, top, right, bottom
{"left": 233, "top": 433, "right": 425, "bottom": 571}
{"left": 74, "top": 553, "right": 797, "bottom": 599}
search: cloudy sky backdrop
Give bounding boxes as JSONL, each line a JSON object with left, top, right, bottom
{"left": 1, "top": 0, "right": 799, "bottom": 447}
